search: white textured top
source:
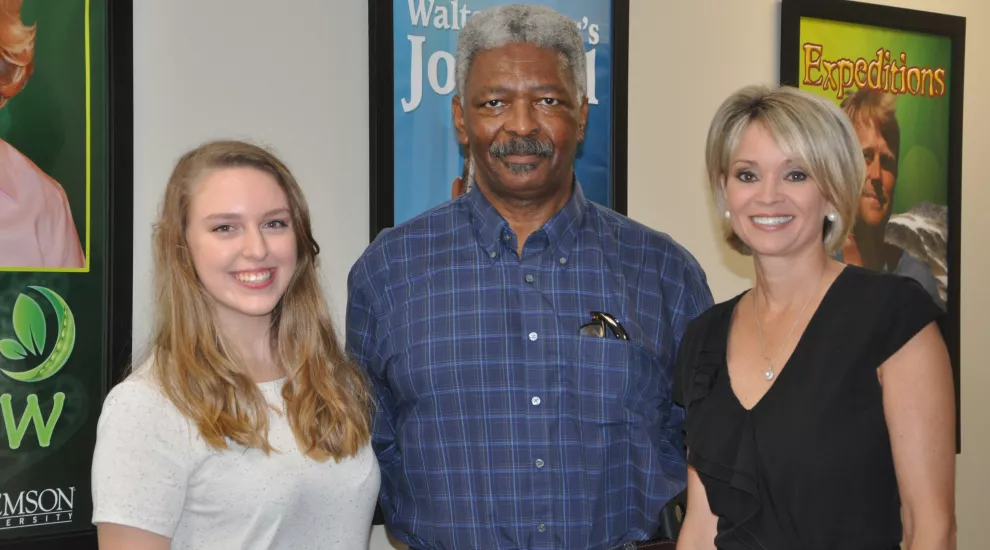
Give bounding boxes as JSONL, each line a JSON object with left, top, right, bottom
{"left": 91, "top": 368, "right": 380, "bottom": 549}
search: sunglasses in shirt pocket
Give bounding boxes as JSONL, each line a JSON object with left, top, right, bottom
{"left": 562, "top": 334, "right": 665, "bottom": 429}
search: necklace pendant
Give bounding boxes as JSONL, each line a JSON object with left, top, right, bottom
{"left": 764, "top": 368, "right": 775, "bottom": 381}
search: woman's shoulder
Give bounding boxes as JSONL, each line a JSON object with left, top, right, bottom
{"left": 832, "top": 264, "right": 943, "bottom": 320}
{"left": 683, "top": 290, "right": 745, "bottom": 340}
{"left": 99, "top": 358, "right": 191, "bottom": 435}
{"left": 105, "top": 358, "right": 164, "bottom": 403}
{"left": 838, "top": 265, "right": 946, "bottom": 357}
{"left": 840, "top": 263, "right": 926, "bottom": 293}
{"left": 674, "top": 292, "right": 743, "bottom": 409}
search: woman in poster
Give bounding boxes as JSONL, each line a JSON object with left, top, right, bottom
{"left": 0, "top": 0, "right": 84, "bottom": 269}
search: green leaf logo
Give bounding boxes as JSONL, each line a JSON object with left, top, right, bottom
{"left": 13, "top": 293, "right": 46, "bottom": 356}
{"left": 0, "top": 338, "right": 27, "bottom": 360}
{"left": 0, "top": 286, "right": 76, "bottom": 383}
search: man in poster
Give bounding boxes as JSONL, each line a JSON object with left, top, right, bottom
{"left": 0, "top": 0, "right": 84, "bottom": 269}
{"left": 837, "top": 88, "right": 944, "bottom": 307}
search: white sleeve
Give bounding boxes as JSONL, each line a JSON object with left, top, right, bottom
{"left": 91, "top": 377, "right": 193, "bottom": 538}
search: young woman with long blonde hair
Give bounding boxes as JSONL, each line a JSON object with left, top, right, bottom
{"left": 91, "top": 140, "right": 379, "bottom": 549}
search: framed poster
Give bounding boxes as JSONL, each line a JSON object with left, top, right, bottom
{"left": 0, "top": 0, "right": 132, "bottom": 547}
{"left": 368, "top": 0, "right": 630, "bottom": 240}
{"left": 780, "top": 0, "right": 965, "bottom": 449}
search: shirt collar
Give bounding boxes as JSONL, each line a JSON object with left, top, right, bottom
{"left": 542, "top": 178, "right": 586, "bottom": 261}
{"left": 467, "top": 175, "right": 588, "bottom": 261}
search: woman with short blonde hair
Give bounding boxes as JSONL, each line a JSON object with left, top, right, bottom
{"left": 676, "top": 85, "right": 955, "bottom": 549}
{"left": 704, "top": 85, "right": 864, "bottom": 256}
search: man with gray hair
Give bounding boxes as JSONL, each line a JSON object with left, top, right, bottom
{"left": 347, "top": 4, "right": 712, "bottom": 549}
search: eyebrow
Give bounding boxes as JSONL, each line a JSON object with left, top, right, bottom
{"left": 731, "top": 158, "right": 801, "bottom": 167}
{"left": 203, "top": 207, "right": 291, "bottom": 221}
{"left": 863, "top": 145, "right": 896, "bottom": 157}
{"left": 476, "top": 84, "right": 570, "bottom": 96}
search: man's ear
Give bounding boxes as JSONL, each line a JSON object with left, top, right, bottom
{"left": 452, "top": 95, "right": 469, "bottom": 145}
{"left": 451, "top": 176, "right": 467, "bottom": 199}
{"left": 577, "top": 96, "right": 589, "bottom": 143}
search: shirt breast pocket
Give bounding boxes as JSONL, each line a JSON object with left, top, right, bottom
{"left": 562, "top": 336, "right": 665, "bottom": 427}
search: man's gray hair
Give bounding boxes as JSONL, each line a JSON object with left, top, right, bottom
{"left": 455, "top": 4, "right": 586, "bottom": 103}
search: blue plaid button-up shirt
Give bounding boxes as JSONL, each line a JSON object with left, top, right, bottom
{"left": 346, "top": 182, "right": 713, "bottom": 550}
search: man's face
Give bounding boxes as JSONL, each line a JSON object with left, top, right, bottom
{"left": 854, "top": 120, "right": 897, "bottom": 226}
{"left": 452, "top": 42, "right": 588, "bottom": 203}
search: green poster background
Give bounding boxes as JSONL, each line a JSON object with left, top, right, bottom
{"left": 798, "top": 16, "right": 952, "bottom": 214}
{"left": 0, "top": 0, "right": 107, "bottom": 540}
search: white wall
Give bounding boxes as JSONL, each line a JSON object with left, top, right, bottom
{"left": 133, "top": 1, "right": 988, "bottom": 549}
{"left": 629, "top": 1, "right": 990, "bottom": 548}
{"left": 132, "top": 0, "right": 369, "bottom": 350}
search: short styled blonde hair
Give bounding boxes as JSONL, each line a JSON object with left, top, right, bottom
{"left": 704, "top": 84, "right": 866, "bottom": 255}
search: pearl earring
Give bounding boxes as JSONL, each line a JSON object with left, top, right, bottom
{"left": 827, "top": 211, "right": 837, "bottom": 222}
{"left": 724, "top": 210, "right": 731, "bottom": 220}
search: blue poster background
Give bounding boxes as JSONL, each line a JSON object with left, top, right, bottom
{"left": 392, "top": 0, "right": 614, "bottom": 226}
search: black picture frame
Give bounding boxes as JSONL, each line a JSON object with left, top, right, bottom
{"left": 6, "top": 0, "right": 132, "bottom": 548}
{"left": 367, "top": 0, "right": 630, "bottom": 241}
{"left": 780, "top": 0, "right": 965, "bottom": 451}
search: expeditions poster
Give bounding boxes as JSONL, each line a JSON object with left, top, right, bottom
{"left": 0, "top": 0, "right": 110, "bottom": 540}
{"left": 798, "top": 17, "right": 952, "bottom": 308}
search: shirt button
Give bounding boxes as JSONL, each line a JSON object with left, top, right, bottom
{"left": 535, "top": 458, "right": 545, "bottom": 468}
{"left": 538, "top": 523, "right": 546, "bottom": 533}
{"left": 490, "top": 250, "right": 497, "bottom": 259}
{"left": 525, "top": 274, "right": 535, "bottom": 283}
{"left": 531, "top": 396, "right": 541, "bottom": 406}
{"left": 528, "top": 332, "right": 538, "bottom": 341}
{"left": 503, "top": 234, "right": 510, "bottom": 241}
{"left": 558, "top": 257, "right": 567, "bottom": 265}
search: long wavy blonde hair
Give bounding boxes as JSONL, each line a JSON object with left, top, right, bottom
{"left": 0, "top": 0, "right": 35, "bottom": 107}
{"left": 147, "top": 139, "right": 372, "bottom": 461}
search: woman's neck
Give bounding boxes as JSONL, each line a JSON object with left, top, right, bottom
{"left": 216, "top": 309, "right": 283, "bottom": 382}
{"left": 753, "top": 248, "right": 835, "bottom": 314}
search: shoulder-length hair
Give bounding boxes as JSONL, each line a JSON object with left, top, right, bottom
{"left": 147, "top": 139, "right": 372, "bottom": 461}
{"left": 0, "top": 0, "right": 36, "bottom": 107}
{"left": 705, "top": 84, "right": 866, "bottom": 256}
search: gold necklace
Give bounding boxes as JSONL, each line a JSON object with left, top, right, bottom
{"left": 753, "top": 265, "right": 828, "bottom": 381}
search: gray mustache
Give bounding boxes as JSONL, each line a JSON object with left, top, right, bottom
{"left": 490, "top": 137, "right": 554, "bottom": 159}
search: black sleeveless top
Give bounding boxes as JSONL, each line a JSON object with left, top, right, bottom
{"left": 674, "top": 265, "right": 945, "bottom": 549}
